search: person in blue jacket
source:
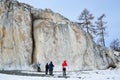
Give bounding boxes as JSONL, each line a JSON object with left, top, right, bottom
{"left": 48, "top": 61, "right": 54, "bottom": 75}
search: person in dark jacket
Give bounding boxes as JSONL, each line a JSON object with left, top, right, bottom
{"left": 62, "top": 60, "right": 67, "bottom": 76}
{"left": 37, "top": 63, "right": 41, "bottom": 72}
{"left": 48, "top": 61, "right": 54, "bottom": 75}
{"left": 45, "top": 63, "right": 49, "bottom": 75}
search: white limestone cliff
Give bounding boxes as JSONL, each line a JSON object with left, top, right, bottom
{"left": 0, "top": 0, "right": 32, "bottom": 70}
{"left": 0, "top": 0, "right": 118, "bottom": 71}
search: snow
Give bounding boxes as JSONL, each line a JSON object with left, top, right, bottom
{"left": 0, "top": 68, "right": 120, "bottom": 80}
{"left": 114, "top": 51, "right": 120, "bottom": 61}
{"left": 114, "top": 51, "right": 120, "bottom": 56}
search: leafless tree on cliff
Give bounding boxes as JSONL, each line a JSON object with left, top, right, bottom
{"left": 78, "top": 9, "right": 96, "bottom": 38}
{"left": 110, "top": 38, "right": 120, "bottom": 51}
{"left": 95, "top": 14, "right": 107, "bottom": 47}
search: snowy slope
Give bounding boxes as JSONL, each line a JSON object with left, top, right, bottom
{"left": 0, "top": 68, "right": 120, "bottom": 80}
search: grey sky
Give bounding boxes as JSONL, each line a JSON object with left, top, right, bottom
{"left": 18, "top": 0, "right": 120, "bottom": 47}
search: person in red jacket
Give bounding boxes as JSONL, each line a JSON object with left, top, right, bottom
{"left": 62, "top": 60, "right": 67, "bottom": 76}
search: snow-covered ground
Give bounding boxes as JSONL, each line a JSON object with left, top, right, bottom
{"left": 0, "top": 68, "right": 120, "bottom": 80}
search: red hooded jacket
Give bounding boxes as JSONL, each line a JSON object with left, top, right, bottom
{"left": 62, "top": 60, "right": 67, "bottom": 68}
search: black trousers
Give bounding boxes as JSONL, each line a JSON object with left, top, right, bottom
{"left": 63, "top": 68, "right": 66, "bottom": 76}
{"left": 45, "top": 69, "right": 48, "bottom": 75}
{"left": 37, "top": 67, "right": 41, "bottom": 72}
{"left": 49, "top": 70, "right": 53, "bottom": 75}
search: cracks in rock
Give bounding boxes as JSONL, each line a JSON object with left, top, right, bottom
{"left": 82, "top": 32, "right": 90, "bottom": 70}
{"left": 30, "top": 10, "right": 35, "bottom": 64}
{"left": 5, "top": 0, "right": 13, "bottom": 18}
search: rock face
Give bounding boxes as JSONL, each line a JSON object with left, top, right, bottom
{"left": 0, "top": 0, "right": 32, "bottom": 70}
{"left": 0, "top": 0, "right": 118, "bottom": 71}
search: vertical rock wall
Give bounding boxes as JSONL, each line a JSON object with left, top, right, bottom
{"left": 0, "top": 0, "right": 117, "bottom": 71}
{"left": 0, "top": 0, "right": 32, "bottom": 70}
{"left": 33, "top": 10, "right": 117, "bottom": 70}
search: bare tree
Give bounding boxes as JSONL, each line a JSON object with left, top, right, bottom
{"left": 95, "top": 14, "right": 107, "bottom": 47}
{"left": 110, "top": 39, "right": 120, "bottom": 51}
{"left": 78, "top": 9, "right": 96, "bottom": 36}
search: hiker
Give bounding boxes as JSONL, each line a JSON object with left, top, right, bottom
{"left": 45, "top": 63, "right": 49, "bottom": 75}
{"left": 48, "top": 61, "right": 54, "bottom": 75}
{"left": 37, "top": 63, "right": 41, "bottom": 72}
{"left": 62, "top": 60, "right": 67, "bottom": 76}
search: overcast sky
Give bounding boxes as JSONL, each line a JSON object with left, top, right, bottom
{"left": 18, "top": 0, "right": 120, "bottom": 47}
